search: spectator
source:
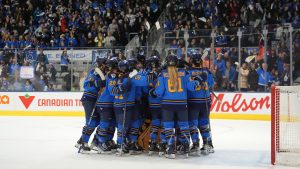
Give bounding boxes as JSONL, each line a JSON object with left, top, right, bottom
{"left": 48, "top": 83, "right": 55, "bottom": 92}
{"left": 49, "top": 63, "right": 57, "bottom": 82}
{"left": 0, "top": 60, "right": 9, "bottom": 78}
{"left": 94, "top": 32, "right": 106, "bottom": 47}
{"left": 35, "top": 62, "right": 47, "bottom": 77}
{"left": 267, "top": 49, "right": 278, "bottom": 72}
{"left": 86, "top": 32, "right": 95, "bottom": 47}
{"left": 139, "top": 25, "right": 148, "bottom": 46}
{"left": 23, "top": 79, "right": 35, "bottom": 92}
{"left": 248, "top": 62, "right": 259, "bottom": 91}
{"left": 13, "top": 77, "right": 23, "bottom": 92}
{"left": 60, "top": 49, "right": 70, "bottom": 73}
{"left": 239, "top": 63, "right": 250, "bottom": 91}
{"left": 36, "top": 48, "right": 48, "bottom": 65}
{"left": 1, "top": 76, "right": 10, "bottom": 91}
{"left": 223, "top": 61, "right": 236, "bottom": 91}
{"left": 272, "top": 70, "right": 281, "bottom": 86}
{"left": 105, "top": 31, "right": 116, "bottom": 48}
{"left": 108, "top": 19, "right": 119, "bottom": 34}
{"left": 257, "top": 63, "right": 272, "bottom": 92}
{"left": 214, "top": 53, "right": 226, "bottom": 76}
{"left": 9, "top": 57, "right": 20, "bottom": 76}
{"left": 281, "top": 63, "right": 291, "bottom": 86}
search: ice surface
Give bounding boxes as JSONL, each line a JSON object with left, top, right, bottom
{"left": 0, "top": 117, "right": 297, "bottom": 169}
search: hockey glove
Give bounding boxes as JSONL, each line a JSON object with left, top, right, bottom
{"left": 95, "top": 79, "right": 106, "bottom": 88}
{"left": 194, "top": 73, "right": 208, "bottom": 84}
{"left": 118, "top": 81, "right": 131, "bottom": 94}
{"left": 129, "top": 69, "right": 138, "bottom": 78}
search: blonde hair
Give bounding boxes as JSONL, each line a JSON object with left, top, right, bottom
{"left": 167, "top": 66, "right": 179, "bottom": 91}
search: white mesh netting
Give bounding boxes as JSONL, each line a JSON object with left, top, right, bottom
{"left": 274, "top": 86, "right": 300, "bottom": 166}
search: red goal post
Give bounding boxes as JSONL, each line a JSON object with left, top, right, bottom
{"left": 271, "top": 85, "right": 300, "bottom": 166}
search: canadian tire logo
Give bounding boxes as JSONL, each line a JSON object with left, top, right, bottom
{"left": 19, "top": 94, "right": 35, "bottom": 109}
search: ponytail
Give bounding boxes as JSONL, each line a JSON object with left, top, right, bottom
{"left": 167, "top": 66, "right": 179, "bottom": 91}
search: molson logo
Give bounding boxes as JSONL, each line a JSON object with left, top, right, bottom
{"left": 0, "top": 95, "right": 9, "bottom": 104}
{"left": 211, "top": 93, "right": 271, "bottom": 112}
{"left": 19, "top": 94, "right": 35, "bottom": 109}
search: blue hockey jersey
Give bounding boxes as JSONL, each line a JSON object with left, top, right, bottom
{"left": 153, "top": 68, "right": 199, "bottom": 105}
{"left": 96, "top": 74, "right": 116, "bottom": 107}
{"left": 108, "top": 74, "right": 148, "bottom": 107}
{"left": 81, "top": 69, "right": 104, "bottom": 102}
{"left": 144, "top": 78, "right": 161, "bottom": 108}
{"left": 187, "top": 68, "right": 214, "bottom": 103}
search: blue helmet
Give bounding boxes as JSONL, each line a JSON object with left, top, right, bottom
{"left": 127, "top": 57, "right": 137, "bottom": 71}
{"left": 118, "top": 60, "right": 129, "bottom": 72}
{"left": 147, "top": 55, "right": 160, "bottom": 68}
{"left": 190, "top": 53, "right": 202, "bottom": 66}
{"left": 165, "top": 54, "right": 178, "bottom": 67}
{"left": 96, "top": 57, "right": 106, "bottom": 65}
{"left": 106, "top": 57, "right": 119, "bottom": 69}
{"left": 137, "top": 53, "right": 146, "bottom": 64}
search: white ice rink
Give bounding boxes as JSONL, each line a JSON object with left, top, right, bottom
{"left": 0, "top": 117, "right": 297, "bottom": 169}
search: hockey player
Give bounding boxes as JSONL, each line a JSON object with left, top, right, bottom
{"left": 108, "top": 60, "right": 147, "bottom": 155}
{"left": 75, "top": 57, "right": 106, "bottom": 153}
{"left": 95, "top": 57, "right": 119, "bottom": 154}
{"left": 145, "top": 56, "right": 167, "bottom": 156}
{"left": 187, "top": 53, "right": 215, "bottom": 155}
{"left": 149, "top": 54, "right": 200, "bottom": 159}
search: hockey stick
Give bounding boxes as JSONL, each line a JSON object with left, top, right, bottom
{"left": 210, "top": 89, "right": 221, "bottom": 104}
{"left": 120, "top": 76, "right": 131, "bottom": 156}
{"left": 202, "top": 83, "right": 215, "bottom": 154}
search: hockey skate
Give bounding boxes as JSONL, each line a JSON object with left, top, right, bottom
{"left": 97, "top": 141, "right": 112, "bottom": 154}
{"left": 89, "top": 136, "right": 98, "bottom": 151}
{"left": 158, "top": 142, "right": 166, "bottom": 157}
{"left": 148, "top": 141, "right": 159, "bottom": 156}
{"left": 190, "top": 142, "right": 200, "bottom": 156}
{"left": 176, "top": 141, "right": 184, "bottom": 155}
{"left": 165, "top": 144, "right": 176, "bottom": 159}
{"left": 74, "top": 137, "right": 83, "bottom": 149}
{"left": 116, "top": 143, "right": 129, "bottom": 156}
{"left": 201, "top": 140, "right": 214, "bottom": 155}
{"left": 128, "top": 141, "right": 143, "bottom": 155}
{"left": 77, "top": 142, "right": 91, "bottom": 154}
{"left": 108, "top": 140, "right": 117, "bottom": 152}
{"left": 182, "top": 142, "right": 190, "bottom": 158}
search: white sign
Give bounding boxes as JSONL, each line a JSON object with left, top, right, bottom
{"left": 211, "top": 93, "right": 270, "bottom": 114}
{"left": 20, "top": 66, "right": 34, "bottom": 79}
{"left": 0, "top": 92, "right": 84, "bottom": 112}
{"left": 44, "top": 50, "right": 93, "bottom": 62}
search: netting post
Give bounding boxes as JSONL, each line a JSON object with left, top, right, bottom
{"left": 271, "top": 85, "right": 276, "bottom": 165}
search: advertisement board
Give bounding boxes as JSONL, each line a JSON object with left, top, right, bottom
{"left": 0, "top": 92, "right": 271, "bottom": 120}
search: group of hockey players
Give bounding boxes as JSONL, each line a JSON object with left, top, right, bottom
{"left": 75, "top": 52, "right": 215, "bottom": 159}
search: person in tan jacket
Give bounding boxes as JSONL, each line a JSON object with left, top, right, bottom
{"left": 239, "top": 63, "right": 249, "bottom": 91}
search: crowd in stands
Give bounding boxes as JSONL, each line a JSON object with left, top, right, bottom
{"left": 0, "top": 0, "right": 300, "bottom": 92}
{"left": 0, "top": 0, "right": 163, "bottom": 49}
{"left": 162, "top": 0, "right": 300, "bottom": 91}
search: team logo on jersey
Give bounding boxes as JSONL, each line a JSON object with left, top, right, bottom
{"left": 19, "top": 94, "right": 35, "bottom": 109}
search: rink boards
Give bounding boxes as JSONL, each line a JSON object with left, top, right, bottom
{"left": 0, "top": 92, "right": 271, "bottom": 121}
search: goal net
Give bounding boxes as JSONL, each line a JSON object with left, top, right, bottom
{"left": 271, "top": 85, "right": 300, "bottom": 166}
